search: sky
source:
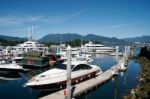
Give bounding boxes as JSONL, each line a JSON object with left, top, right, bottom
{"left": 0, "top": 0, "right": 150, "bottom": 39}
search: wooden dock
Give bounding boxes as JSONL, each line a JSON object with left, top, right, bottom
{"left": 39, "top": 63, "right": 125, "bottom": 99}
{"left": 39, "top": 50, "right": 131, "bottom": 99}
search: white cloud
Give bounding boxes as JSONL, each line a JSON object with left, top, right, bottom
{"left": 0, "top": 15, "right": 43, "bottom": 27}
{"left": 0, "top": 9, "right": 89, "bottom": 27}
{"left": 76, "top": 22, "right": 139, "bottom": 32}
{"left": 40, "top": 9, "right": 89, "bottom": 24}
{"left": 98, "top": 23, "right": 138, "bottom": 30}
{"left": 55, "top": 9, "right": 89, "bottom": 23}
{"left": 0, "top": 15, "right": 21, "bottom": 27}
{"left": 26, "top": 15, "right": 43, "bottom": 22}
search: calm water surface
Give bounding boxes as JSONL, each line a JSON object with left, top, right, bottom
{"left": 0, "top": 52, "right": 141, "bottom": 99}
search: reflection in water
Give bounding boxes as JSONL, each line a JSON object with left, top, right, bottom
{"left": 113, "top": 77, "right": 118, "bottom": 99}
{"left": 0, "top": 71, "right": 21, "bottom": 81}
{"left": 37, "top": 90, "right": 59, "bottom": 99}
{"left": 123, "top": 72, "right": 127, "bottom": 85}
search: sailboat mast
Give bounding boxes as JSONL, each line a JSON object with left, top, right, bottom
{"left": 31, "top": 25, "right": 33, "bottom": 41}
{"left": 28, "top": 27, "right": 31, "bottom": 41}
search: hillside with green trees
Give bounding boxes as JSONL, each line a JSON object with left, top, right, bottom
{"left": 39, "top": 33, "right": 130, "bottom": 46}
{"left": 0, "top": 39, "right": 24, "bottom": 46}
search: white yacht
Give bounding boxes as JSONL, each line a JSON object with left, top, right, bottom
{"left": 11, "top": 40, "right": 48, "bottom": 53}
{"left": 83, "top": 41, "right": 115, "bottom": 54}
{"left": 56, "top": 47, "right": 93, "bottom": 63}
{"left": 0, "top": 60, "right": 23, "bottom": 72}
{"left": 25, "top": 62, "right": 102, "bottom": 90}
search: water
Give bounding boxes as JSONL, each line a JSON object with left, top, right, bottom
{"left": 78, "top": 54, "right": 141, "bottom": 99}
{"left": 0, "top": 53, "right": 141, "bottom": 99}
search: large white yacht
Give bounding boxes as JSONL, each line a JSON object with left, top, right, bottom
{"left": 25, "top": 61, "right": 102, "bottom": 90}
{"left": 82, "top": 41, "right": 115, "bottom": 54}
{"left": 11, "top": 40, "right": 48, "bottom": 53}
{"left": 11, "top": 26, "right": 48, "bottom": 54}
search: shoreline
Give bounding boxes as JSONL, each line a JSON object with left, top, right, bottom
{"left": 124, "top": 56, "right": 150, "bottom": 99}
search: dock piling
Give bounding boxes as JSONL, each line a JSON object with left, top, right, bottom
{"left": 66, "top": 45, "right": 72, "bottom": 99}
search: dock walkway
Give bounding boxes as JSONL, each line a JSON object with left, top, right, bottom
{"left": 39, "top": 46, "right": 131, "bottom": 99}
{"left": 39, "top": 64, "right": 120, "bottom": 99}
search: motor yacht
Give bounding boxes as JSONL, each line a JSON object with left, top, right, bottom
{"left": 25, "top": 61, "right": 102, "bottom": 90}
{"left": 82, "top": 41, "right": 115, "bottom": 54}
{"left": 0, "top": 60, "right": 23, "bottom": 72}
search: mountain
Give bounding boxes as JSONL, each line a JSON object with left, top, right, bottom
{"left": 39, "top": 33, "right": 130, "bottom": 46}
{"left": 0, "top": 35, "right": 27, "bottom": 41}
{"left": 83, "top": 34, "right": 128, "bottom": 46}
{"left": 39, "top": 33, "right": 82, "bottom": 43}
{"left": 123, "top": 35, "right": 150, "bottom": 43}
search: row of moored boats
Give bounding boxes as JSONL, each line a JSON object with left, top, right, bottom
{"left": 0, "top": 40, "right": 120, "bottom": 91}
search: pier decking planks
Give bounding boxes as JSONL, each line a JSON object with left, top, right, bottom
{"left": 39, "top": 65, "right": 118, "bottom": 99}
{"left": 39, "top": 56, "right": 129, "bottom": 99}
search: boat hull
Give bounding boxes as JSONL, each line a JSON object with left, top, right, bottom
{"left": 26, "top": 70, "right": 99, "bottom": 91}
{"left": 0, "top": 68, "right": 23, "bottom": 72}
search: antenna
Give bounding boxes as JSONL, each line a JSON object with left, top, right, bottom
{"left": 81, "top": 35, "right": 83, "bottom": 47}
{"left": 28, "top": 27, "right": 31, "bottom": 41}
{"left": 31, "top": 25, "right": 33, "bottom": 41}
{"left": 60, "top": 33, "right": 62, "bottom": 46}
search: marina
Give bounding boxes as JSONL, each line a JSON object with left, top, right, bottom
{"left": 39, "top": 53, "right": 129, "bottom": 99}
{"left": 0, "top": 1, "right": 149, "bottom": 99}
{"left": 0, "top": 45, "right": 142, "bottom": 99}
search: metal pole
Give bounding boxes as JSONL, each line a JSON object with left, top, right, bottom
{"left": 125, "top": 46, "right": 127, "bottom": 61}
{"left": 124, "top": 46, "right": 128, "bottom": 65}
{"left": 66, "top": 45, "right": 71, "bottom": 99}
{"left": 128, "top": 46, "right": 130, "bottom": 55}
{"left": 115, "top": 46, "right": 119, "bottom": 62}
{"left": 115, "top": 46, "right": 119, "bottom": 74}
{"left": 124, "top": 46, "right": 127, "bottom": 57}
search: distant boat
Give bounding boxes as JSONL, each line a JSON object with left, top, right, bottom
{"left": 11, "top": 40, "right": 48, "bottom": 54}
{"left": 12, "top": 51, "right": 24, "bottom": 65}
{"left": 25, "top": 61, "right": 102, "bottom": 90}
{"left": 0, "top": 60, "right": 23, "bottom": 72}
{"left": 21, "top": 51, "right": 49, "bottom": 68}
{"left": 82, "top": 41, "right": 115, "bottom": 54}
{"left": 21, "top": 50, "right": 64, "bottom": 68}
{"left": 11, "top": 26, "right": 48, "bottom": 54}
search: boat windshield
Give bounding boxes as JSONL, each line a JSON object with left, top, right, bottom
{"left": 52, "top": 63, "right": 92, "bottom": 71}
{"left": 0, "top": 60, "right": 11, "bottom": 64}
{"left": 72, "top": 64, "right": 92, "bottom": 71}
{"left": 52, "top": 62, "right": 74, "bottom": 70}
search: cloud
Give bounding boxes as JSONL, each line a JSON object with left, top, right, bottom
{"left": 0, "top": 9, "right": 89, "bottom": 27}
{"left": 0, "top": 15, "right": 43, "bottom": 27}
{"left": 56, "top": 9, "right": 89, "bottom": 22}
{"left": 0, "top": 15, "right": 21, "bottom": 27}
{"left": 26, "top": 16, "right": 43, "bottom": 22}
{"left": 41, "top": 9, "right": 89, "bottom": 24}
{"left": 98, "top": 23, "right": 138, "bottom": 30}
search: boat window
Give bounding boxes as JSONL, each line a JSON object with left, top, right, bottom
{"left": 53, "top": 63, "right": 67, "bottom": 70}
{"left": 72, "top": 64, "right": 92, "bottom": 71}
{"left": 53, "top": 63, "right": 74, "bottom": 70}
{"left": 40, "top": 75, "right": 45, "bottom": 77}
